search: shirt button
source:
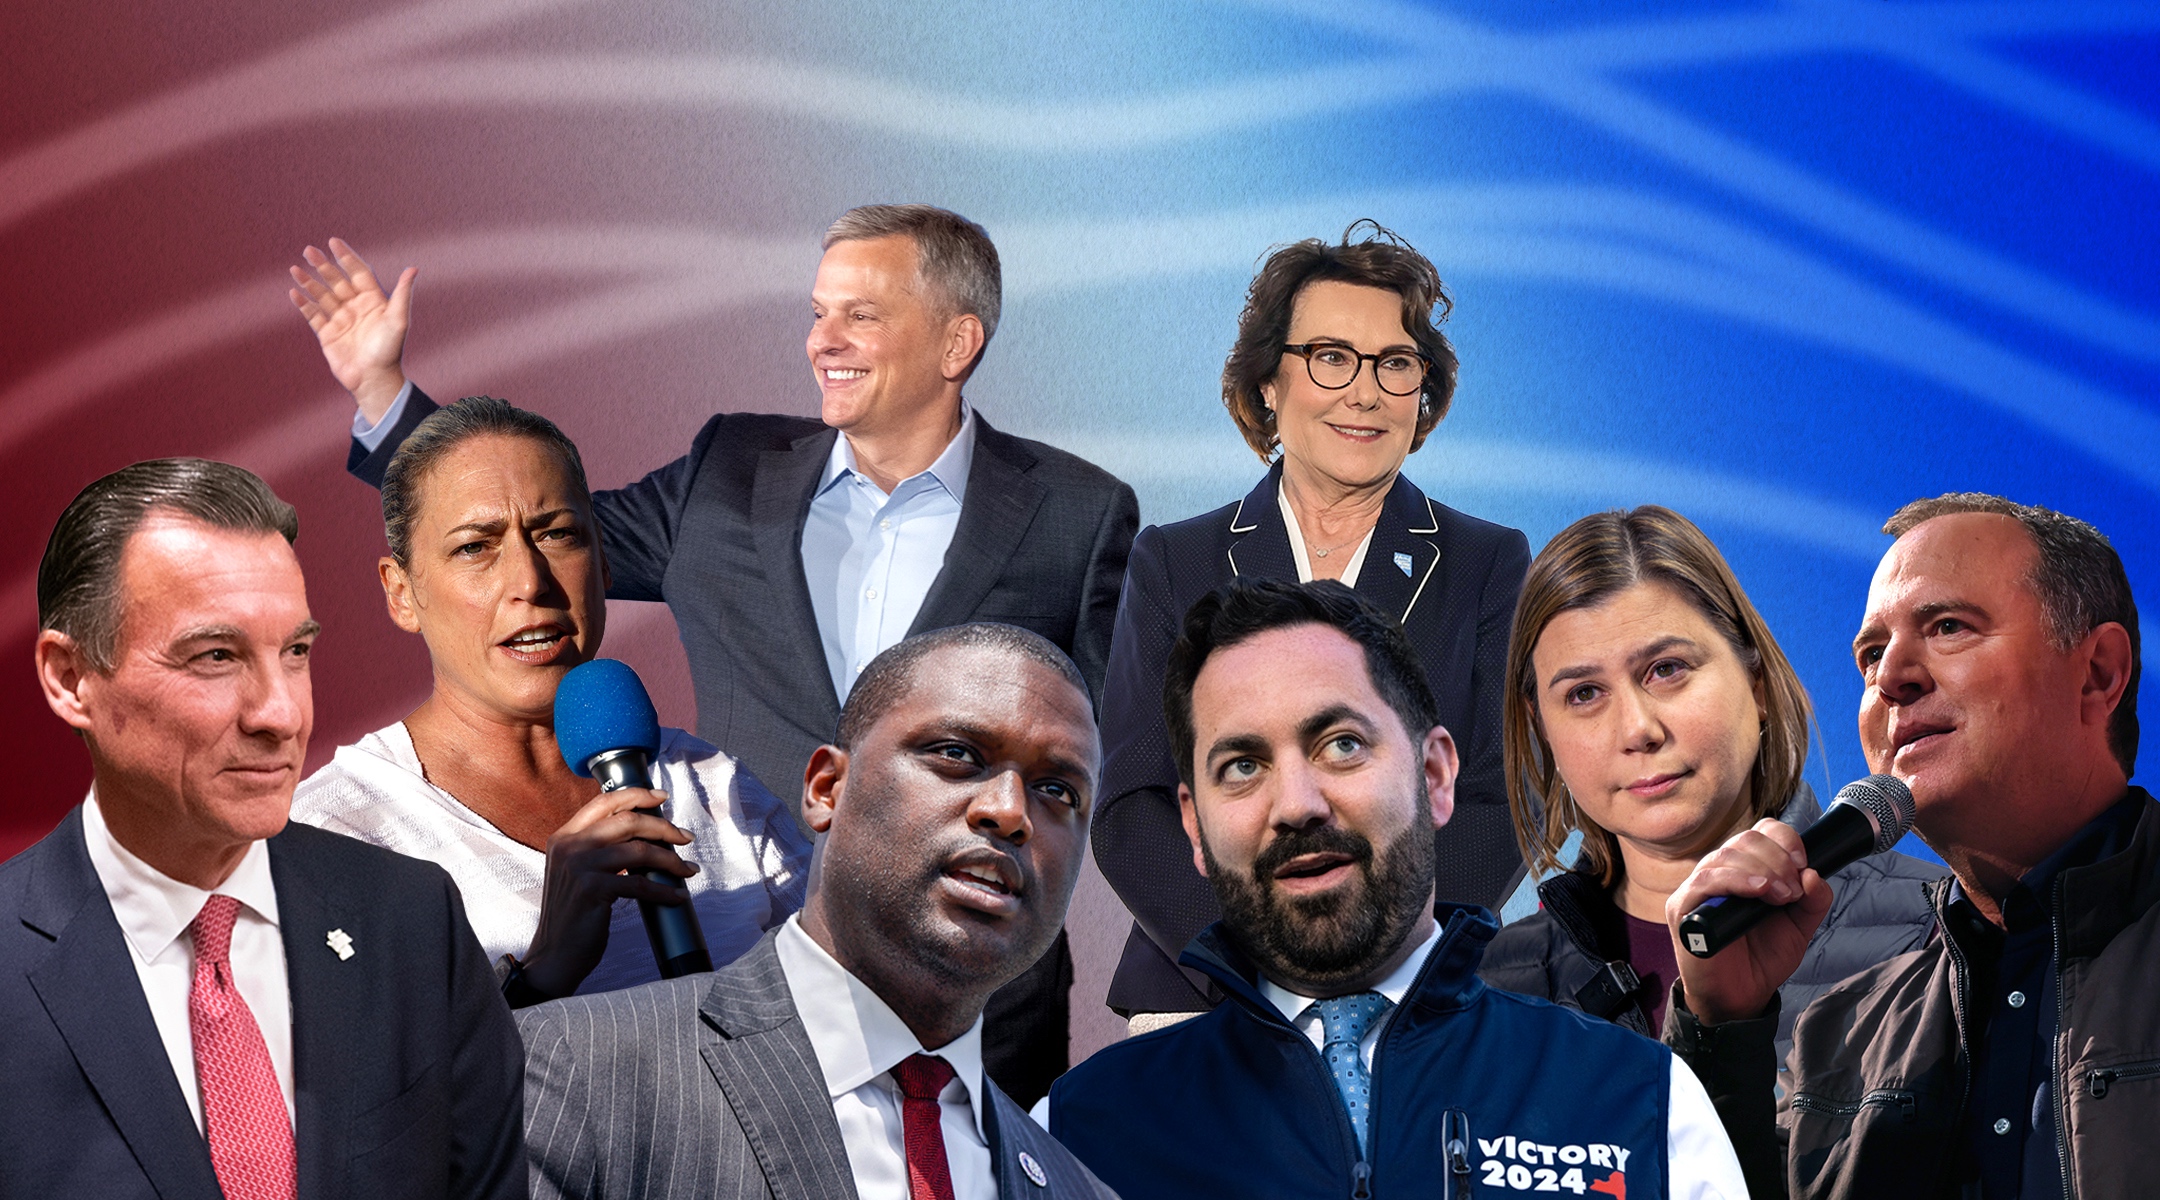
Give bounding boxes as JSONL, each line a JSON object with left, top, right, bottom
{"left": 880, "top": 519, "right": 892, "bottom": 530}
{"left": 2007, "top": 990, "right": 2026, "bottom": 1009}
{"left": 865, "top": 589, "right": 878, "bottom": 601}
{"left": 1993, "top": 1118, "right": 2012, "bottom": 1135}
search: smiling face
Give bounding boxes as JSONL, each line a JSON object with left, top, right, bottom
{"left": 1263, "top": 281, "right": 1423, "bottom": 494}
{"left": 1530, "top": 582, "right": 1766, "bottom": 866}
{"left": 1854, "top": 512, "right": 2102, "bottom": 849}
{"left": 805, "top": 642, "right": 1099, "bottom": 996}
{"left": 1179, "top": 622, "right": 1456, "bottom": 995}
{"left": 386, "top": 433, "right": 606, "bottom": 724}
{"left": 58, "top": 514, "right": 317, "bottom": 885}
{"left": 806, "top": 234, "right": 978, "bottom": 439}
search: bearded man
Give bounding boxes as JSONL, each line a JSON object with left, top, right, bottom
{"left": 1050, "top": 580, "right": 1745, "bottom": 1200}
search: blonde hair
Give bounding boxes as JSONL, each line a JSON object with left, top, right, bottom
{"left": 1502, "top": 506, "right": 1813, "bottom": 884}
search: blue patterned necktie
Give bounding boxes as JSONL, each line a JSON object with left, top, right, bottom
{"left": 1309, "top": 992, "right": 1393, "bottom": 1158}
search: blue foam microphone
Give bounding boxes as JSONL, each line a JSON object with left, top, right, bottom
{"left": 1678, "top": 774, "right": 1916, "bottom": 959}
{"left": 556, "top": 659, "right": 711, "bottom": 978}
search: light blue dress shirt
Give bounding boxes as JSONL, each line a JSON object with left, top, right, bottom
{"left": 357, "top": 386, "right": 975, "bottom": 705}
{"left": 801, "top": 404, "right": 974, "bottom": 702}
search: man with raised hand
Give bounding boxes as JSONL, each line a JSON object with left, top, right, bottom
{"left": 1663, "top": 494, "right": 2152, "bottom": 1199}
{"left": 1, "top": 458, "right": 524, "bottom": 1200}
{"left": 1050, "top": 579, "right": 1743, "bottom": 1200}
{"left": 515, "top": 623, "right": 1116, "bottom": 1200}
{"left": 288, "top": 207, "right": 1137, "bottom": 1105}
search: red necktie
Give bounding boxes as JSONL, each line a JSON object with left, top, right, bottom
{"left": 890, "top": 1053, "right": 958, "bottom": 1200}
{"left": 189, "top": 894, "right": 297, "bottom": 1200}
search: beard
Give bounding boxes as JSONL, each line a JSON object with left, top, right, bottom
{"left": 1200, "top": 780, "right": 1436, "bottom": 989}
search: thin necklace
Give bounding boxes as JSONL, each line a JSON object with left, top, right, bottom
{"left": 1306, "top": 528, "right": 1368, "bottom": 559}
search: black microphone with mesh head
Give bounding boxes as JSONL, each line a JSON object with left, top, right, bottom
{"left": 1678, "top": 774, "right": 1916, "bottom": 959}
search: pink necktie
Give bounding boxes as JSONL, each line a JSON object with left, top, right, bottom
{"left": 890, "top": 1053, "right": 958, "bottom": 1200}
{"left": 189, "top": 894, "right": 297, "bottom": 1200}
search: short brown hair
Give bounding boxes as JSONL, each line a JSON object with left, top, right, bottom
{"left": 1221, "top": 220, "right": 1458, "bottom": 462}
{"left": 381, "top": 396, "right": 590, "bottom": 568}
{"left": 824, "top": 204, "right": 1002, "bottom": 345}
{"left": 1502, "top": 507, "right": 1813, "bottom": 884}
{"left": 1883, "top": 493, "right": 2138, "bottom": 775}
{"left": 38, "top": 458, "right": 299, "bottom": 672}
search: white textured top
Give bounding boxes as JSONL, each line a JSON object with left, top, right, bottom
{"left": 774, "top": 916, "right": 994, "bottom": 1200}
{"left": 82, "top": 791, "right": 294, "bottom": 1133}
{"left": 292, "top": 721, "right": 808, "bottom": 993}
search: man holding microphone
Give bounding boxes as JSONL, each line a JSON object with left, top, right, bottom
{"left": 1663, "top": 493, "right": 2154, "bottom": 1199}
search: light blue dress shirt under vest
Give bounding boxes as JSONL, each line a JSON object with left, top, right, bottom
{"left": 801, "top": 404, "right": 974, "bottom": 702}
{"left": 358, "top": 386, "right": 975, "bottom": 705}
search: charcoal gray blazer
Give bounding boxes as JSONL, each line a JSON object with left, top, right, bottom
{"left": 0, "top": 808, "right": 526, "bottom": 1200}
{"left": 515, "top": 935, "right": 1119, "bottom": 1200}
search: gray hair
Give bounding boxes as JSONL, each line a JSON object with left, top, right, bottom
{"left": 381, "top": 396, "right": 591, "bottom": 568}
{"left": 835, "top": 622, "right": 1088, "bottom": 750}
{"left": 823, "top": 204, "right": 1003, "bottom": 344}
{"left": 38, "top": 458, "right": 299, "bottom": 672}
{"left": 1884, "top": 492, "right": 2139, "bottom": 775}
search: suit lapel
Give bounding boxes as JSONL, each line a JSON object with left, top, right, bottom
{"left": 910, "top": 416, "right": 1047, "bottom": 636}
{"left": 269, "top": 834, "right": 359, "bottom": 1200}
{"left": 753, "top": 427, "right": 845, "bottom": 719}
{"left": 1352, "top": 475, "right": 1442, "bottom": 624}
{"left": 696, "top": 940, "right": 860, "bottom": 1200}
{"left": 1224, "top": 463, "right": 1298, "bottom": 583}
{"left": 21, "top": 810, "right": 224, "bottom": 1200}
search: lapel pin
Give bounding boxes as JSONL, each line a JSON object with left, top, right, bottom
{"left": 1393, "top": 552, "right": 1413, "bottom": 577}
{"left": 1017, "top": 1150, "right": 1048, "bottom": 1188}
{"left": 325, "top": 929, "right": 355, "bottom": 961}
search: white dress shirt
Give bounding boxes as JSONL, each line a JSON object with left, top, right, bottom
{"left": 80, "top": 792, "right": 295, "bottom": 1134}
{"left": 292, "top": 722, "right": 808, "bottom": 992}
{"left": 774, "top": 915, "right": 995, "bottom": 1200}
{"left": 1279, "top": 482, "right": 1374, "bottom": 587}
{"left": 1257, "top": 926, "right": 1749, "bottom": 1200}
{"left": 801, "top": 404, "right": 974, "bottom": 702}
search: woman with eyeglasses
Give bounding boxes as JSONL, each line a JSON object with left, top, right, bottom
{"left": 1091, "top": 222, "right": 1532, "bottom": 1028}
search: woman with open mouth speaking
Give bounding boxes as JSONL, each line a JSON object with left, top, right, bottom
{"left": 1092, "top": 222, "right": 1532, "bottom": 1031}
{"left": 1478, "top": 505, "right": 1940, "bottom": 1083}
{"left": 292, "top": 396, "right": 809, "bottom": 1004}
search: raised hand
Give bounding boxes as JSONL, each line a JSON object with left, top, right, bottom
{"left": 287, "top": 236, "right": 415, "bottom": 423}
{"left": 518, "top": 787, "right": 701, "bottom": 1000}
{"left": 1665, "top": 818, "right": 1832, "bottom": 1027}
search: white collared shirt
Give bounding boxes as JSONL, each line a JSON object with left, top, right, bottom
{"left": 802, "top": 405, "right": 976, "bottom": 703}
{"left": 80, "top": 792, "right": 295, "bottom": 1133}
{"left": 1256, "top": 924, "right": 1748, "bottom": 1200}
{"left": 1279, "top": 482, "right": 1374, "bottom": 587}
{"left": 773, "top": 915, "right": 994, "bottom": 1200}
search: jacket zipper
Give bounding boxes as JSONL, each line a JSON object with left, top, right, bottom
{"left": 2087, "top": 1060, "right": 2160, "bottom": 1098}
{"left": 1442, "top": 1108, "right": 1474, "bottom": 1199}
{"left": 1937, "top": 882, "right": 1976, "bottom": 1151}
{"left": 2051, "top": 885, "right": 2075, "bottom": 1200}
{"left": 1790, "top": 1088, "right": 1918, "bottom": 1121}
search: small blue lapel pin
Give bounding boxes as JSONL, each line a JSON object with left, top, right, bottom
{"left": 325, "top": 928, "right": 355, "bottom": 961}
{"left": 1018, "top": 1150, "right": 1048, "bottom": 1187}
{"left": 1393, "top": 551, "right": 1413, "bottom": 578}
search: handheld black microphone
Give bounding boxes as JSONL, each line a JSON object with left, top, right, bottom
{"left": 1678, "top": 774, "right": 1916, "bottom": 959}
{"left": 555, "top": 658, "right": 712, "bottom": 978}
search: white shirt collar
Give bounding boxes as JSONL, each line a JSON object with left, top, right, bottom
{"left": 1256, "top": 921, "right": 1441, "bottom": 1026}
{"left": 774, "top": 914, "right": 989, "bottom": 1141}
{"left": 818, "top": 402, "right": 976, "bottom": 503}
{"left": 81, "top": 788, "right": 281, "bottom": 967}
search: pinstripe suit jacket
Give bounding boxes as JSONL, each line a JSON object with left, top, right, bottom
{"left": 516, "top": 934, "right": 1118, "bottom": 1200}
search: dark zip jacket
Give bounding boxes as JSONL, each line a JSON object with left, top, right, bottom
{"left": 1052, "top": 903, "right": 1674, "bottom": 1200}
{"left": 1480, "top": 786, "right": 1946, "bottom": 1069}
{"left": 1666, "top": 788, "right": 2160, "bottom": 1200}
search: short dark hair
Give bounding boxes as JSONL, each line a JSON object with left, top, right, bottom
{"left": 824, "top": 204, "right": 1003, "bottom": 345}
{"left": 1884, "top": 492, "right": 2139, "bottom": 775}
{"left": 1164, "top": 580, "right": 1438, "bottom": 789}
{"left": 38, "top": 458, "right": 299, "bottom": 671}
{"left": 836, "top": 623, "right": 1089, "bottom": 749}
{"left": 381, "top": 396, "right": 591, "bottom": 567}
{"left": 1222, "top": 220, "right": 1458, "bottom": 463}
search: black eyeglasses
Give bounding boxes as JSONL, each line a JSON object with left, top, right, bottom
{"left": 1281, "top": 342, "right": 1431, "bottom": 396}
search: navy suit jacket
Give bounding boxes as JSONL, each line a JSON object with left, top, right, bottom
{"left": 352, "top": 389, "right": 1139, "bottom": 802}
{"left": 1091, "top": 463, "right": 1531, "bottom": 1011}
{"left": 0, "top": 808, "right": 527, "bottom": 1200}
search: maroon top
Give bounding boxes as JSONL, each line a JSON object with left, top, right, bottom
{"left": 1624, "top": 912, "right": 1680, "bottom": 1032}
